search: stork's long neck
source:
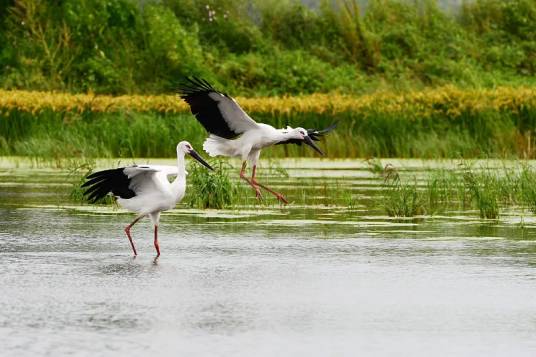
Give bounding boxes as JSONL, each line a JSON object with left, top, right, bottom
{"left": 171, "top": 149, "right": 187, "bottom": 198}
{"left": 276, "top": 128, "right": 296, "bottom": 143}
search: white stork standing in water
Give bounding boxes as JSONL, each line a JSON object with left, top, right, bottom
{"left": 81, "top": 141, "right": 213, "bottom": 257}
{"left": 178, "top": 77, "right": 335, "bottom": 204}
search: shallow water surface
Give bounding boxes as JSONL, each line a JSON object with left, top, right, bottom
{"left": 1, "top": 159, "right": 536, "bottom": 356}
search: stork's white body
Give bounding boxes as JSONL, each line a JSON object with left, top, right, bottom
{"left": 117, "top": 160, "right": 187, "bottom": 224}
{"left": 203, "top": 124, "right": 287, "bottom": 165}
{"left": 82, "top": 141, "right": 212, "bottom": 256}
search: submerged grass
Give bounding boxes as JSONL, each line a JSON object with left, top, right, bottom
{"left": 185, "top": 161, "right": 358, "bottom": 208}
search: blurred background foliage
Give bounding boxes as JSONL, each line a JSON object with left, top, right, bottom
{"left": 0, "top": 0, "right": 534, "bottom": 96}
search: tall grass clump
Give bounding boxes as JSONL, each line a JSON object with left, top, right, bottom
{"left": 184, "top": 161, "right": 241, "bottom": 209}
{"left": 376, "top": 161, "right": 536, "bottom": 219}
{"left": 384, "top": 179, "right": 425, "bottom": 217}
{"left": 463, "top": 170, "right": 500, "bottom": 219}
{"left": 517, "top": 165, "right": 536, "bottom": 213}
{"left": 425, "top": 168, "right": 468, "bottom": 214}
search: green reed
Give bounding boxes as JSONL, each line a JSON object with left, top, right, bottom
{"left": 184, "top": 161, "right": 242, "bottom": 209}
{"left": 378, "top": 162, "right": 536, "bottom": 219}
{"left": 2, "top": 103, "right": 536, "bottom": 161}
{"left": 68, "top": 159, "right": 114, "bottom": 205}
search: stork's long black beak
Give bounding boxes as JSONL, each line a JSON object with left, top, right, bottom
{"left": 189, "top": 149, "right": 214, "bottom": 170}
{"left": 304, "top": 136, "right": 324, "bottom": 155}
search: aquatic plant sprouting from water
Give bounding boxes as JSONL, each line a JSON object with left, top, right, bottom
{"left": 381, "top": 165, "right": 502, "bottom": 219}
{"left": 365, "top": 158, "right": 385, "bottom": 175}
{"left": 517, "top": 165, "right": 536, "bottom": 214}
{"left": 463, "top": 170, "right": 499, "bottom": 219}
{"left": 424, "top": 168, "right": 469, "bottom": 214}
{"left": 381, "top": 168, "right": 426, "bottom": 218}
{"left": 185, "top": 160, "right": 240, "bottom": 209}
{"left": 377, "top": 163, "right": 536, "bottom": 219}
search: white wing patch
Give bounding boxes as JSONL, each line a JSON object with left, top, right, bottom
{"left": 208, "top": 92, "right": 259, "bottom": 134}
{"left": 122, "top": 165, "right": 178, "bottom": 196}
{"left": 123, "top": 165, "right": 178, "bottom": 178}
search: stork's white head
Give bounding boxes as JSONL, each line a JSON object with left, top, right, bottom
{"left": 177, "top": 141, "right": 194, "bottom": 154}
{"left": 281, "top": 126, "right": 307, "bottom": 140}
{"left": 292, "top": 127, "right": 308, "bottom": 140}
{"left": 176, "top": 141, "right": 214, "bottom": 170}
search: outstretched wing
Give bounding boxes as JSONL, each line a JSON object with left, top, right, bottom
{"left": 81, "top": 165, "right": 176, "bottom": 203}
{"left": 277, "top": 123, "right": 337, "bottom": 146}
{"left": 82, "top": 167, "right": 137, "bottom": 203}
{"left": 178, "top": 77, "right": 259, "bottom": 139}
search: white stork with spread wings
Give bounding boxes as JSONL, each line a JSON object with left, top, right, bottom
{"left": 178, "top": 77, "right": 335, "bottom": 204}
{"left": 82, "top": 141, "right": 213, "bottom": 257}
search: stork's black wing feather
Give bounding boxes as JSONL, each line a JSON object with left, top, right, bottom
{"left": 277, "top": 122, "right": 337, "bottom": 146}
{"left": 177, "top": 77, "right": 258, "bottom": 139}
{"left": 178, "top": 77, "right": 237, "bottom": 139}
{"left": 81, "top": 168, "right": 136, "bottom": 203}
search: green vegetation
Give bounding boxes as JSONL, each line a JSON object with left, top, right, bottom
{"left": 463, "top": 169, "right": 499, "bottom": 219}
{"left": 1, "top": 0, "right": 535, "bottom": 162}
{"left": 2, "top": 99, "right": 536, "bottom": 160}
{"left": 378, "top": 162, "right": 536, "bottom": 219}
{"left": 0, "top": 110, "right": 206, "bottom": 159}
{"left": 185, "top": 161, "right": 241, "bottom": 209}
{"left": 383, "top": 175, "right": 425, "bottom": 217}
{"left": 68, "top": 159, "right": 115, "bottom": 205}
{"left": 0, "top": 0, "right": 534, "bottom": 95}
{"left": 50, "top": 155, "right": 536, "bottom": 217}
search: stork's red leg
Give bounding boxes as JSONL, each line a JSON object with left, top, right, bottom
{"left": 251, "top": 165, "right": 289, "bottom": 204}
{"left": 239, "top": 161, "right": 262, "bottom": 199}
{"left": 124, "top": 216, "right": 143, "bottom": 256}
{"left": 154, "top": 225, "right": 160, "bottom": 257}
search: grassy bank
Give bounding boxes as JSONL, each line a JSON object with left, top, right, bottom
{"left": 1, "top": 86, "right": 535, "bottom": 159}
